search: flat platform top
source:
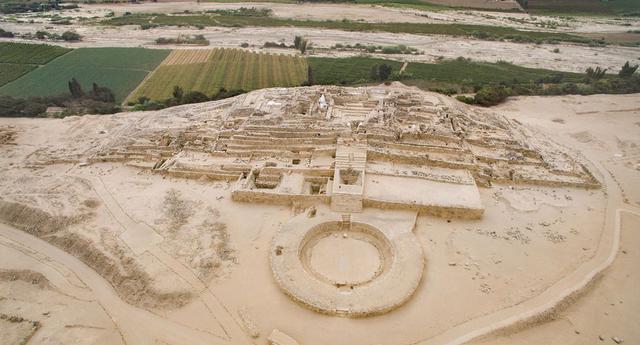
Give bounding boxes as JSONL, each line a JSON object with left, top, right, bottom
{"left": 364, "top": 173, "right": 483, "bottom": 210}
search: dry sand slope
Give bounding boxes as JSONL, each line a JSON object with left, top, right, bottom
{"left": 0, "top": 88, "right": 638, "bottom": 345}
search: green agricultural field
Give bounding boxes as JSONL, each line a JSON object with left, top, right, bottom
{"left": 0, "top": 42, "right": 70, "bottom": 64}
{"left": 308, "top": 56, "right": 581, "bottom": 89}
{"left": 404, "top": 57, "right": 582, "bottom": 86}
{"left": 0, "top": 47, "right": 169, "bottom": 102}
{"left": 521, "top": 0, "right": 640, "bottom": 16}
{"left": 0, "top": 42, "right": 71, "bottom": 86}
{"left": 0, "top": 63, "right": 36, "bottom": 86}
{"left": 308, "top": 57, "right": 403, "bottom": 85}
{"left": 130, "top": 48, "right": 308, "bottom": 101}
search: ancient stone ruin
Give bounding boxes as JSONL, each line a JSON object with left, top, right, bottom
{"left": 88, "top": 85, "right": 600, "bottom": 317}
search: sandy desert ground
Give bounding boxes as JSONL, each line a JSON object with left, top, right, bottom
{"left": 1, "top": 2, "right": 639, "bottom": 345}
{"left": 0, "top": 84, "right": 638, "bottom": 345}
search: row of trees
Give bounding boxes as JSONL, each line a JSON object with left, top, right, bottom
{"left": 457, "top": 62, "right": 640, "bottom": 106}
{"left": 263, "top": 36, "right": 312, "bottom": 54}
{"left": 131, "top": 86, "right": 246, "bottom": 111}
{"left": 1, "top": 28, "right": 81, "bottom": 41}
{"left": 0, "top": 78, "right": 118, "bottom": 117}
{"left": 293, "top": 36, "right": 310, "bottom": 54}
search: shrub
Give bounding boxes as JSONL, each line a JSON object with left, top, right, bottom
{"left": 211, "top": 88, "right": 245, "bottom": 100}
{"left": 155, "top": 34, "right": 208, "bottom": 45}
{"left": 207, "top": 7, "right": 271, "bottom": 17}
{"left": 90, "top": 83, "right": 115, "bottom": 103}
{"left": 619, "top": 61, "right": 639, "bottom": 78}
{"left": 473, "top": 86, "right": 511, "bottom": 106}
{"left": 456, "top": 95, "right": 476, "bottom": 104}
{"left": 0, "top": 28, "right": 14, "bottom": 38}
{"left": 181, "top": 91, "right": 209, "bottom": 104}
{"left": 586, "top": 66, "right": 607, "bottom": 80}
{"left": 51, "top": 19, "right": 71, "bottom": 25}
{"left": 61, "top": 31, "right": 81, "bottom": 41}
{"left": 263, "top": 41, "right": 287, "bottom": 48}
{"left": 140, "top": 23, "right": 158, "bottom": 30}
{"left": 429, "top": 87, "right": 457, "bottom": 96}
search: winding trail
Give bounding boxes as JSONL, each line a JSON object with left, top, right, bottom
{"left": 0, "top": 223, "right": 228, "bottom": 345}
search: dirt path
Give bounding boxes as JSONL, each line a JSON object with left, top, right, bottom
{"left": 0, "top": 223, "right": 230, "bottom": 345}
{"left": 82, "top": 174, "right": 255, "bottom": 344}
{"left": 0, "top": 236, "right": 95, "bottom": 301}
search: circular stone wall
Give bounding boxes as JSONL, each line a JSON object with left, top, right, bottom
{"left": 271, "top": 219, "right": 424, "bottom": 317}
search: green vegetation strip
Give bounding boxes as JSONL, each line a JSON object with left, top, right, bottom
{"left": 0, "top": 42, "right": 70, "bottom": 64}
{"left": 130, "top": 48, "right": 308, "bottom": 101}
{"left": 308, "top": 56, "right": 581, "bottom": 87}
{"left": 0, "top": 63, "right": 36, "bottom": 86}
{"left": 519, "top": 0, "right": 640, "bottom": 16}
{"left": 105, "top": 13, "right": 590, "bottom": 44}
{"left": 308, "top": 56, "right": 403, "bottom": 85}
{"left": 0, "top": 47, "right": 170, "bottom": 102}
{"left": 0, "top": 42, "right": 71, "bottom": 87}
{"left": 404, "top": 57, "right": 583, "bottom": 85}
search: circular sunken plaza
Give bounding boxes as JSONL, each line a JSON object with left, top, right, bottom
{"left": 270, "top": 211, "right": 424, "bottom": 317}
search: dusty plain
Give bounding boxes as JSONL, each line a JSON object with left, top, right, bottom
{"left": 0, "top": 1, "right": 639, "bottom": 345}
{"left": 0, "top": 85, "right": 638, "bottom": 344}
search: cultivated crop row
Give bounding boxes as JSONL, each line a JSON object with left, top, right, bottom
{"left": 0, "top": 42, "right": 70, "bottom": 65}
{"left": 130, "top": 48, "right": 308, "bottom": 101}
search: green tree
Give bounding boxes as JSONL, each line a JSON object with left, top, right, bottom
{"left": 370, "top": 63, "right": 392, "bottom": 81}
{"left": 619, "top": 61, "right": 639, "bottom": 78}
{"left": 68, "top": 78, "right": 83, "bottom": 98}
{"left": 172, "top": 86, "right": 184, "bottom": 101}
{"left": 586, "top": 66, "right": 607, "bottom": 81}
{"left": 299, "top": 38, "right": 309, "bottom": 54}
{"left": 306, "top": 65, "right": 314, "bottom": 85}
{"left": 90, "top": 83, "right": 115, "bottom": 103}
